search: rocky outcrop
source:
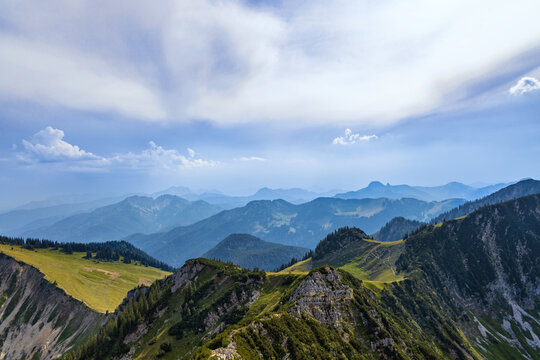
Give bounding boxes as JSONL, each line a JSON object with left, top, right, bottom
{"left": 0, "top": 253, "right": 102, "bottom": 360}
{"left": 171, "top": 259, "right": 206, "bottom": 292}
{"left": 289, "top": 267, "right": 354, "bottom": 327}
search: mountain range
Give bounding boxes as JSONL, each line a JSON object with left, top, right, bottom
{"left": 22, "top": 195, "right": 222, "bottom": 243}
{"left": 0, "top": 196, "right": 123, "bottom": 236}
{"left": 430, "top": 178, "right": 540, "bottom": 224}
{"left": 2, "top": 180, "right": 508, "bottom": 240}
{"left": 154, "top": 181, "right": 504, "bottom": 208}
{"left": 156, "top": 186, "right": 342, "bottom": 209}
{"left": 126, "top": 196, "right": 464, "bottom": 267}
{"left": 335, "top": 180, "right": 508, "bottom": 201}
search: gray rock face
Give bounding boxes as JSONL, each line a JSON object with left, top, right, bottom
{"left": 0, "top": 253, "right": 102, "bottom": 360}
{"left": 203, "top": 286, "right": 261, "bottom": 333}
{"left": 171, "top": 260, "right": 206, "bottom": 292}
{"left": 289, "top": 267, "right": 354, "bottom": 327}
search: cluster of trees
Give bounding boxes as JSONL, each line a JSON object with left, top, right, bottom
{"left": 0, "top": 235, "right": 174, "bottom": 272}
{"left": 63, "top": 279, "right": 168, "bottom": 360}
{"left": 313, "top": 227, "right": 370, "bottom": 260}
{"left": 274, "top": 250, "right": 314, "bottom": 272}
{"left": 403, "top": 224, "right": 433, "bottom": 239}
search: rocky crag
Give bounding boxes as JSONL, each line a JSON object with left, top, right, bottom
{"left": 0, "top": 253, "right": 102, "bottom": 360}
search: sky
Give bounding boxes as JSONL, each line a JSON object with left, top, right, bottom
{"left": 0, "top": 0, "right": 539, "bottom": 209}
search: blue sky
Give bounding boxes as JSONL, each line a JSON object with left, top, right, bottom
{"left": 0, "top": 0, "right": 539, "bottom": 209}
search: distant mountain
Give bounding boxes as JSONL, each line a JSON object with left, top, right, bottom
{"left": 154, "top": 186, "right": 342, "bottom": 209}
{"left": 202, "top": 233, "right": 309, "bottom": 271}
{"left": 0, "top": 196, "right": 123, "bottom": 235}
{"left": 372, "top": 216, "right": 423, "bottom": 242}
{"left": 151, "top": 186, "right": 193, "bottom": 198}
{"left": 23, "top": 195, "right": 222, "bottom": 243}
{"left": 335, "top": 180, "right": 508, "bottom": 201}
{"left": 126, "top": 196, "right": 464, "bottom": 267}
{"left": 430, "top": 178, "right": 540, "bottom": 224}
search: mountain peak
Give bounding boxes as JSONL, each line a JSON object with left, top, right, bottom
{"left": 367, "top": 181, "right": 385, "bottom": 188}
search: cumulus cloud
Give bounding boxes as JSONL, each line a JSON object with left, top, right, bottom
{"left": 110, "top": 141, "right": 216, "bottom": 170}
{"left": 509, "top": 76, "right": 540, "bottom": 95}
{"left": 20, "top": 126, "right": 99, "bottom": 162}
{"left": 18, "top": 127, "right": 214, "bottom": 171}
{"left": 333, "top": 129, "right": 377, "bottom": 145}
{"left": 1, "top": 0, "right": 540, "bottom": 126}
{"left": 237, "top": 156, "right": 266, "bottom": 161}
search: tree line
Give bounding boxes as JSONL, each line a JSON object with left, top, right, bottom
{"left": 0, "top": 235, "right": 174, "bottom": 272}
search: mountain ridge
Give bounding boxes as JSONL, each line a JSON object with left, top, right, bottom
{"left": 336, "top": 180, "right": 508, "bottom": 202}
{"left": 126, "top": 196, "right": 464, "bottom": 267}
{"left": 430, "top": 178, "right": 540, "bottom": 224}
{"left": 22, "top": 195, "right": 222, "bottom": 243}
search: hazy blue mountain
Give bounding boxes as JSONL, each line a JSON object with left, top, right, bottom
{"left": 151, "top": 186, "right": 193, "bottom": 198}
{"left": 0, "top": 197, "right": 124, "bottom": 235}
{"left": 202, "top": 233, "right": 309, "bottom": 271}
{"left": 23, "top": 195, "right": 222, "bottom": 243}
{"left": 335, "top": 180, "right": 508, "bottom": 201}
{"left": 126, "top": 196, "right": 464, "bottom": 267}
{"left": 430, "top": 178, "right": 540, "bottom": 224}
{"left": 10, "top": 193, "right": 124, "bottom": 211}
{"left": 154, "top": 186, "right": 343, "bottom": 209}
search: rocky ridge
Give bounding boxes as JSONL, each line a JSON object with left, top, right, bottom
{"left": 0, "top": 253, "right": 102, "bottom": 359}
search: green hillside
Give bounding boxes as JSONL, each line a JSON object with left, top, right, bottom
{"left": 0, "top": 244, "right": 171, "bottom": 313}
{"left": 65, "top": 258, "right": 481, "bottom": 360}
{"left": 202, "top": 233, "right": 309, "bottom": 271}
{"left": 280, "top": 227, "right": 405, "bottom": 286}
{"left": 371, "top": 216, "right": 423, "bottom": 242}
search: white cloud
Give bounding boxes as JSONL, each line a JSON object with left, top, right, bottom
{"left": 1, "top": 0, "right": 540, "bottom": 126}
{"left": 509, "top": 76, "right": 540, "bottom": 95}
{"left": 18, "top": 127, "right": 215, "bottom": 171}
{"left": 333, "top": 129, "right": 377, "bottom": 145}
{"left": 109, "top": 141, "right": 216, "bottom": 171}
{"left": 237, "top": 156, "right": 266, "bottom": 162}
{"left": 20, "top": 126, "right": 99, "bottom": 162}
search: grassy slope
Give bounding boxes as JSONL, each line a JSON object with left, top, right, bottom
{"left": 0, "top": 244, "right": 170, "bottom": 313}
{"left": 279, "top": 239, "right": 405, "bottom": 288}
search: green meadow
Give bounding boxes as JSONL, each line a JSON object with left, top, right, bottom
{"left": 0, "top": 244, "right": 171, "bottom": 313}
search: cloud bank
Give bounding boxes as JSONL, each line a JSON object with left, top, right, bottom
{"left": 1, "top": 0, "right": 540, "bottom": 126}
